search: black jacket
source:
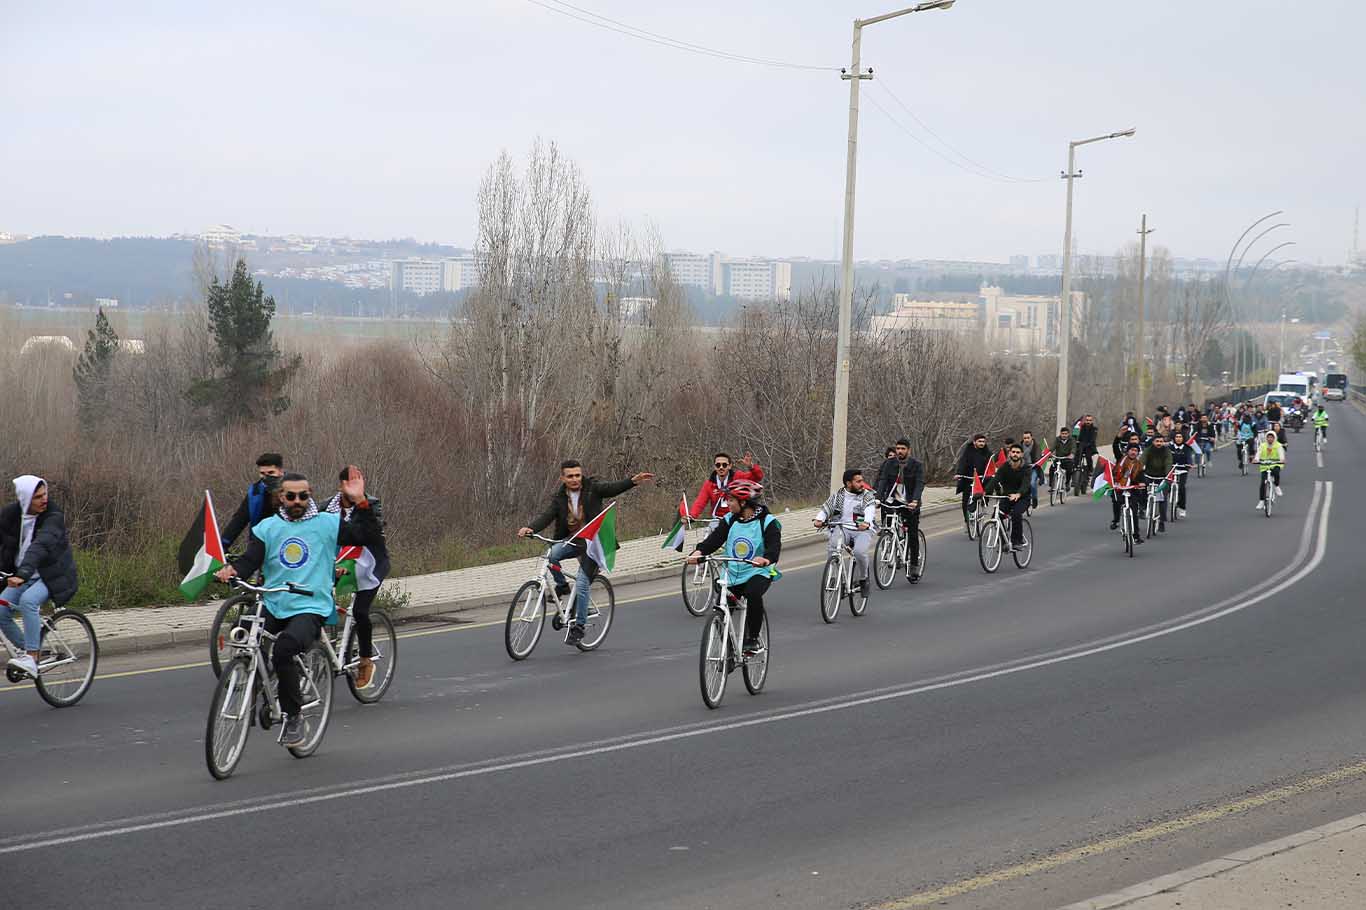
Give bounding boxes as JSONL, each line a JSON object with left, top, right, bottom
{"left": 526, "top": 476, "right": 637, "bottom": 542}
{"left": 1076, "top": 423, "right": 1100, "bottom": 456}
{"left": 326, "top": 493, "right": 391, "bottom": 581}
{"left": 231, "top": 502, "right": 383, "bottom": 579}
{"left": 0, "top": 502, "right": 79, "bottom": 607}
{"left": 985, "top": 462, "right": 1032, "bottom": 498}
{"left": 954, "top": 443, "right": 992, "bottom": 492}
{"left": 874, "top": 456, "right": 925, "bottom": 506}
{"left": 695, "top": 505, "right": 783, "bottom": 563}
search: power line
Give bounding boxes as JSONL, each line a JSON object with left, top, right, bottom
{"left": 864, "top": 86, "right": 1047, "bottom": 185}
{"left": 526, "top": 0, "right": 837, "bottom": 72}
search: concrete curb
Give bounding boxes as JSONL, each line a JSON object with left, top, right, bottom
{"left": 1057, "top": 810, "right": 1366, "bottom": 909}
{"left": 90, "top": 498, "right": 963, "bottom": 657}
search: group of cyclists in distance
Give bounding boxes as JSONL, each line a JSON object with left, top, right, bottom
{"left": 0, "top": 388, "right": 1338, "bottom": 764}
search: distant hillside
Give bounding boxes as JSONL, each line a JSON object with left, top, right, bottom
{"left": 0, "top": 236, "right": 197, "bottom": 305}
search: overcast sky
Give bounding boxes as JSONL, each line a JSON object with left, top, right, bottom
{"left": 4, "top": 0, "right": 1363, "bottom": 264}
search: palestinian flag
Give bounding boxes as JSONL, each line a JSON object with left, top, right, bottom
{"left": 574, "top": 501, "right": 620, "bottom": 572}
{"left": 1033, "top": 447, "right": 1053, "bottom": 470}
{"left": 984, "top": 454, "right": 999, "bottom": 480}
{"left": 1073, "top": 420, "right": 1082, "bottom": 437}
{"left": 971, "top": 469, "right": 985, "bottom": 497}
{"left": 661, "top": 496, "right": 688, "bottom": 552}
{"left": 333, "top": 544, "right": 378, "bottom": 596}
{"left": 1187, "top": 435, "right": 1202, "bottom": 453}
{"left": 1092, "top": 457, "right": 1115, "bottom": 500}
{"left": 178, "top": 491, "right": 225, "bottom": 600}
{"left": 1155, "top": 467, "right": 1177, "bottom": 496}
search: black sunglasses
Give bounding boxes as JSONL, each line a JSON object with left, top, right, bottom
{"left": 282, "top": 491, "right": 311, "bottom": 502}
{"left": 715, "top": 461, "right": 730, "bottom": 468}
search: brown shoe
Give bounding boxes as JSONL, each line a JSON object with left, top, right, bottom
{"left": 354, "top": 657, "right": 375, "bottom": 689}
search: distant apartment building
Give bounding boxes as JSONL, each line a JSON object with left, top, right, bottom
{"left": 661, "top": 251, "right": 791, "bottom": 300}
{"left": 95, "top": 297, "right": 119, "bottom": 309}
{"left": 389, "top": 256, "right": 480, "bottom": 295}
{"left": 873, "top": 286, "right": 1086, "bottom": 355}
{"left": 201, "top": 224, "right": 241, "bottom": 248}
{"left": 1009, "top": 255, "right": 1030, "bottom": 272}
{"left": 872, "top": 297, "right": 979, "bottom": 334}
{"left": 1035, "top": 254, "right": 1062, "bottom": 272}
{"left": 0, "top": 232, "right": 25, "bottom": 245}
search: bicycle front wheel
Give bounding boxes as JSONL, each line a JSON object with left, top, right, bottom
{"left": 820, "top": 556, "right": 842, "bottom": 623}
{"left": 209, "top": 594, "right": 254, "bottom": 678}
{"left": 908, "top": 529, "right": 927, "bottom": 582}
{"left": 873, "top": 531, "right": 897, "bottom": 590}
{"left": 1012, "top": 518, "right": 1034, "bottom": 568}
{"left": 978, "top": 523, "right": 1002, "bottom": 573}
{"left": 966, "top": 506, "right": 979, "bottom": 540}
{"left": 205, "top": 655, "right": 255, "bottom": 780}
{"left": 35, "top": 609, "right": 98, "bottom": 708}
{"left": 699, "top": 612, "right": 728, "bottom": 709}
{"left": 577, "top": 575, "right": 615, "bottom": 651}
{"left": 742, "top": 610, "right": 769, "bottom": 695}
{"left": 346, "top": 610, "right": 397, "bottom": 704}
{"left": 288, "top": 644, "right": 335, "bottom": 759}
{"left": 681, "top": 560, "right": 712, "bottom": 617}
{"left": 505, "top": 581, "right": 546, "bottom": 660}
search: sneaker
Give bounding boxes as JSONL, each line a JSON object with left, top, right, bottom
{"left": 1177, "top": 509, "right": 1187, "bottom": 518}
{"left": 1276, "top": 486, "right": 1283, "bottom": 496}
{"left": 1256, "top": 502, "right": 1264, "bottom": 511}
{"left": 280, "top": 714, "right": 307, "bottom": 748}
{"left": 742, "top": 638, "right": 763, "bottom": 657}
{"left": 353, "top": 657, "right": 375, "bottom": 689}
{"left": 1134, "top": 535, "right": 1144, "bottom": 544}
{"left": 7, "top": 653, "right": 38, "bottom": 678}
{"left": 858, "top": 578, "right": 869, "bottom": 597}
{"left": 1109, "top": 521, "right": 1119, "bottom": 530}
{"left": 554, "top": 583, "right": 571, "bottom": 598}
{"left": 566, "top": 623, "right": 585, "bottom": 645}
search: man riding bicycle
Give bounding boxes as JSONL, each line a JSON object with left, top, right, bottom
{"left": 1074, "top": 415, "right": 1099, "bottom": 496}
{"left": 687, "top": 480, "right": 780, "bottom": 656}
{"left": 1110, "top": 444, "right": 1147, "bottom": 543}
{"left": 983, "top": 444, "right": 1031, "bottom": 552}
{"left": 1312, "top": 405, "right": 1329, "bottom": 443}
{"left": 1170, "top": 430, "right": 1192, "bottom": 518}
{"left": 954, "top": 434, "right": 992, "bottom": 525}
{"left": 874, "top": 438, "right": 925, "bottom": 581}
{"left": 1050, "top": 425, "right": 1077, "bottom": 496}
{"left": 221, "top": 453, "right": 286, "bottom": 550}
{"left": 814, "top": 470, "right": 876, "bottom": 595}
{"left": 214, "top": 468, "right": 383, "bottom": 747}
{"left": 1, "top": 475, "right": 79, "bottom": 679}
{"left": 517, "top": 461, "right": 655, "bottom": 645}
{"left": 323, "top": 466, "right": 390, "bottom": 689}
{"left": 1141, "top": 434, "right": 1173, "bottom": 534}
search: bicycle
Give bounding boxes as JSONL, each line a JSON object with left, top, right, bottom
{"left": 1314, "top": 425, "right": 1326, "bottom": 453}
{"left": 954, "top": 475, "right": 986, "bottom": 540}
{"left": 1166, "top": 469, "right": 1189, "bottom": 523}
{"left": 1114, "top": 485, "right": 1142, "bottom": 558}
{"left": 504, "top": 534, "right": 615, "bottom": 660}
{"left": 1072, "top": 453, "right": 1095, "bottom": 498}
{"left": 1256, "top": 460, "right": 1284, "bottom": 517}
{"left": 872, "top": 502, "right": 927, "bottom": 590}
{"left": 0, "top": 572, "right": 98, "bottom": 708}
{"left": 1196, "top": 446, "right": 1209, "bottom": 478}
{"left": 818, "top": 522, "right": 870, "bottom": 623}
{"left": 1048, "top": 457, "right": 1074, "bottom": 507}
{"left": 678, "top": 514, "right": 717, "bottom": 617}
{"left": 695, "top": 556, "right": 769, "bottom": 709}
{"left": 205, "top": 578, "right": 335, "bottom": 780}
{"left": 1143, "top": 473, "right": 1168, "bottom": 538}
{"left": 976, "top": 495, "right": 1033, "bottom": 573}
{"left": 1235, "top": 439, "right": 1250, "bottom": 476}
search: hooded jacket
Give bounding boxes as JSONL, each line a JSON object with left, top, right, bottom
{"left": 0, "top": 475, "right": 79, "bottom": 606}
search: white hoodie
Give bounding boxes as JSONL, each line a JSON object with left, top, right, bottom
{"left": 12, "top": 475, "right": 44, "bottom": 567}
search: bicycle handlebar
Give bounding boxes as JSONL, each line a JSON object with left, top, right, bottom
{"left": 816, "top": 521, "right": 869, "bottom": 531}
{"left": 229, "top": 578, "right": 314, "bottom": 597}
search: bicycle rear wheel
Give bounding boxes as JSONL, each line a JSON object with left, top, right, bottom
{"left": 1012, "top": 518, "right": 1034, "bottom": 568}
{"left": 873, "top": 530, "right": 897, "bottom": 590}
{"left": 681, "top": 560, "right": 712, "bottom": 617}
{"left": 1048, "top": 470, "right": 1060, "bottom": 507}
{"left": 577, "top": 575, "right": 615, "bottom": 651}
{"left": 966, "top": 505, "right": 979, "bottom": 540}
{"left": 1125, "top": 512, "right": 1135, "bottom": 557}
{"left": 699, "top": 612, "right": 728, "bottom": 709}
{"left": 504, "top": 581, "right": 546, "bottom": 660}
{"left": 346, "top": 610, "right": 397, "bottom": 704}
{"left": 819, "top": 556, "right": 842, "bottom": 623}
{"left": 848, "top": 570, "right": 868, "bottom": 617}
{"left": 288, "top": 644, "right": 335, "bottom": 759}
{"left": 908, "top": 529, "right": 926, "bottom": 582}
{"left": 35, "top": 610, "right": 98, "bottom": 708}
{"left": 978, "top": 523, "right": 1002, "bottom": 573}
{"left": 205, "top": 656, "right": 255, "bottom": 780}
{"left": 742, "top": 610, "right": 769, "bottom": 695}
{"left": 209, "top": 594, "right": 253, "bottom": 678}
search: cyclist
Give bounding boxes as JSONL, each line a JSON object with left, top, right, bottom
{"left": 1312, "top": 404, "right": 1329, "bottom": 444}
{"left": 221, "top": 453, "right": 286, "bottom": 549}
{"left": 689, "top": 452, "right": 764, "bottom": 526}
{"left": 1050, "top": 425, "right": 1077, "bottom": 497}
{"left": 953, "top": 433, "right": 992, "bottom": 525}
{"left": 1019, "top": 431, "right": 1043, "bottom": 509}
{"left": 1196, "top": 416, "right": 1216, "bottom": 467}
{"left": 874, "top": 439, "right": 925, "bottom": 581}
{"left": 517, "top": 461, "right": 655, "bottom": 645}
{"left": 1237, "top": 414, "right": 1257, "bottom": 468}
{"left": 1109, "top": 444, "right": 1147, "bottom": 544}
{"left": 1141, "top": 434, "right": 1173, "bottom": 534}
{"left": 686, "top": 480, "right": 780, "bottom": 656}
{"left": 1253, "top": 430, "right": 1286, "bottom": 510}
{"left": 323, "top": 467, "right": 390, "bottom": 689}
{"left": 814, "top": 469, "right": 876, "bottom": 595}
{"left": 0, "top": 475, "right": 79, "bottom": 679}
{"left": 983, "top": 444, "right": 1031, "bottom": 552}
{"left": 1170, "top": 430, "right": 1192, "bottom": 518}
{"left": 1075, "top": 415, "right": 1100, "bottom": 496}
{"left": 213, "top": 468, "right": 382, "bottom": 747}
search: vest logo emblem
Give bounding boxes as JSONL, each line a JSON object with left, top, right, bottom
{"left": 279, "top": 537, "right": 310, "bottom": 569}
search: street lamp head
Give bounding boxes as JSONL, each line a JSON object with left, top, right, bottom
{"left": 913, "top": 0, "right": 955, "bottom": 10}
{"left": 1112, "top": 128, "right": 1136, "bottom": 139}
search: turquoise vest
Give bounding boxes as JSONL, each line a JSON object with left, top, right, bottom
{"left": 721, "top": 513, "right": 778, "bottom": 587}
{"left": 250, "top": 512, "right": 341, "bottom": 620}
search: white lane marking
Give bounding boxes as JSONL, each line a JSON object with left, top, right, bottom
{"left": 1317, "top": 450, "right": 1324, "bottom": 470}
{"left": 0, "top": 483, "right": 1332, "bottom": 856}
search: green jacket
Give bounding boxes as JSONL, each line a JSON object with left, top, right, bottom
{"left": 1140, "top": 445, "right": 1173, "bottom": 480}
{"left": 1052, "top": 435, "right": 1077, "bottom": 458}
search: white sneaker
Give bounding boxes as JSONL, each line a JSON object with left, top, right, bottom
{"left": 1256, "top": 503, "right": 1264, "bottom": 512}
{"left": 1177, "top": 509, "right": 1187, "bottom": 518}
{"left": 1276, "top": 486, "right": 1283, "bottom": 496}
{"left": 7, "top": 653, "right": 38, "bottom": 677}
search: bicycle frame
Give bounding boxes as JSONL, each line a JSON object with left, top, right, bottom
{"left": 219, "top": 587, "right": 326, "bottom": 735}
{"left": 0, "top": 573, "right": 78, "bottom": 677}
{"left": 527, "top": 534, "right": 602, "bottom": 633}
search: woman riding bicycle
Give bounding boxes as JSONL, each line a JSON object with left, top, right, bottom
{"left": 0, "top": 475, "right": 78, "bottom": 679}
{"left": 687, "top": 480, "right": 781, "bottom": 657}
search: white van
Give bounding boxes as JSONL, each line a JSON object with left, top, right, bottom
{"left": 1276, "top": 373, "right": 1310, "bottom": 398}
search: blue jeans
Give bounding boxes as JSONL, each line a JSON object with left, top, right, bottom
{"left": 1200, "top": 441, "right": 1214, "bottom": 462}
{"left": 546, "top": 542, "right": 597, "bottom": 626}
{"left": 0, "top": 576, "right": 49, "bottom": 651}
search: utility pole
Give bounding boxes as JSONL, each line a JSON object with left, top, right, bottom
{"left": 1135, "top": 214, "right": 1153, "bottom": 420}
{"left": 1054, "top": 128, "right": 1136, "bottom": 433}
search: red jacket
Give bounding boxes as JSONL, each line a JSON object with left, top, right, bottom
{"left": 689, "top": 463, "right": 765, "bottom": 519}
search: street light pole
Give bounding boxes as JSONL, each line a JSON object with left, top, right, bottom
{"left": 828, "top": 0, "right": 955, "bottom": 493}
{"left": 1222, "top": 211, "right": 1281, "bottom": 398}
{"left": 1054, "top": 128, "right": 1135, "bottom": 434}
{"left": 1135, "top": 214, "right": 1153, "bottom": 420}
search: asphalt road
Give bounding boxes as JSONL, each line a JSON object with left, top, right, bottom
{"left": 1, "top": 405, "right": 1360, "bottom": 910}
